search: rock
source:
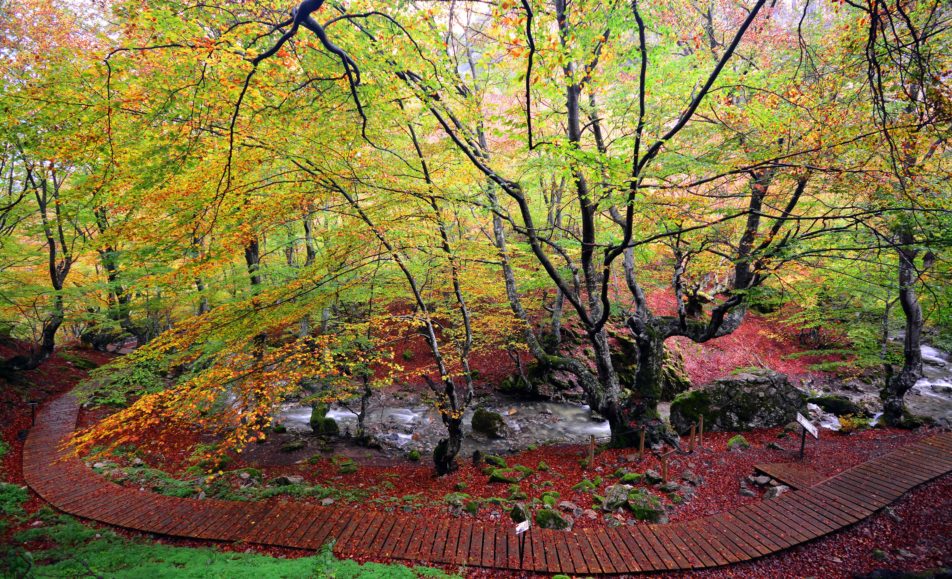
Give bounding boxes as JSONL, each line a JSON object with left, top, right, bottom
{"left": 320, "top": 498, "right": 335, "bottom": 506}
{"left": 670, "top": 369, "right": 806, "bottom": 432}
{"left": 766, "top": 442, "right": 785, "bottom": 451}
{"left": 484, "top": 454, "right": 507, "bottom": 468}
{"left": 603, "top": 484, "right": 633, "bottom": 511}
{"left": 752, "top": 475, "right": 771, "bottom": 486}
{"left": 897, "top": 549, "right": 914, "bottom": 558}
{"left": 645, "top": 469, "right": 663, "bottom": 484}
{"left": 239, "top": 472, "right": 251, "bottom": 480}
{"left": 739, "top": 487, "right": 757, "bottom": 497}
{"left": 871, "top": 548, "right": 888, "bottom": 561}
{"left": 534, "top": 508, "right": 571, "bottom": 530}
{"left": 660, "top": 482, "right": 681, "bottom": 493}
{"left": 558, "top": 501, "right": 579, "bottom": 512}
{"left": 272, "top": 475, "right": 305, "bottom": 486}
{"left": 488, "top": 468, "right": 521, "bottom": 484}
{"left": 808, "top": 395, "right": 863, "bottom": 417}
{"left": 310, "top": 405, "right": 339, "bottom": 437}
{"left": 727, "top": 435, "right": 750, "bottom": 451}
{"left": 131, "top": 458, "right": 144, "bottom": 466}
{"left": 659, "top": 347, "right": 693, "bottom": 401}
{"left": 281, "top": 440, "right": 307, "bottom": 452}
{"left": 883, "top": 506, "right": 902, "bottom": 523}
{"left": 763, "top": 485, "right": 790, "bottom": 499}
{"left": 92, "top": 462, "right": 106, "bottom": 469}
{"left": 681, "top": 471, "right": 702, "bottom": 485}
{"left": 510, "top": 503, "right": 529, "bottom": 523}
{"left": 582, "top": 509, "right": 598, "bottom": 520}
{"left": 627, "top": 489, "right": 665, "bottom": 522}
{"left": 471, "top": 408, "right": 507, "bottom": 439}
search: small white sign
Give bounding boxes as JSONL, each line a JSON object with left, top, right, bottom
{"left": 515, "top": 520, "right": 530, "bottom": 534}
{"left": 796, "top": 412, "right": 819, "bottom": 439}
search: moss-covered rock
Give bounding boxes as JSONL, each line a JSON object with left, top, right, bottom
{"left": 310, "top": 404, "right": 339, "bottom": 437}
{"left": 808, "top": 395, "right": 863, "bottom": 417}
{"left": 727, "top": 435, "right": 750, "bottom": 451}
{"left": 626, "top": 489, "right": 664, "bottom": 522}
{"left": 488, "top": 468, "right": 522, "bottom": 484}
{"left": 484, "top": 454, "right": 508, "bottom": 468}
{"left": 620, "top": 472, "right": 644, "bottom": 484}
{"left": 659, "top": 347, "right": 693, "bottom": 401}
{"left": 534, "top": 508, "right": 570, "bottom": 530}
{"left": 670, "top": 369, "right": 805, "bottom": 432}
{"left": 471, "top": 408, "right": 506, "bottom": 438}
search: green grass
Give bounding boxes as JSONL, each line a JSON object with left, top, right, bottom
{"left": 4, "top": 510, "right": 458, "bottom": 578}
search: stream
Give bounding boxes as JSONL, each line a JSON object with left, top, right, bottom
{"left": 278, "top": 397, "right": 610, "bottom": 456}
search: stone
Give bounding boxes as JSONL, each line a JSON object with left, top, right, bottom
{"left": 238, "top": 472, "right": 251, "bottom": 480}
{"left": 739, "top": 487, "right": 757, "bottom": 497}
{"left": 471, "top": 408, "right": 507, "bottom": 439}
{"left": 884, "top": 506, "right": 902, "bottom": 523}
{"left": 488, "top": 468, "right": 521, "bottom": 484}
{"left": 766, "top": 442, "right": 785, "bottom": 451}
{"left": 681, "top": 471, "right": 702, "bottom": 485}
{"left": 558, "top": 501, "right": 579, "bottom": 512}
{"left": 808, "top": 395, "right": 863, "bottom": 417}
{"left": 510, "top": 503, "right": 529, "bottom": 523}
{"left": 763, "top": 485, "right": 790, "bottom": 500}
{"left": 897, "top": 549, "right": 914, "bottom": 558}
{"left": 603, "top": 484, "right": 633, "bottom": 511}
{"left": 310, "top": 405, "right": 339, "bottom": 437}
{"left": 92, "top": 462, "right": 106, "bottom": 469}
{"left": 752, "top": 475, "right": 771, "bottom": 486}
{"left": 272, "top": 475, "right": 305, "bottom": 486}
{"left": 484, "top": 454, "right": 507, "bottom": 468}
{"left": 627, "top": 489, "right": 665, "bottom": 522}
{"left": 131, "top": 458, "right": 144, "bottom": 466}
{"left": 645, "top": 469, "right": 663, "bottom": 484}
{"left": 534, "top": 508, "right": 571, "bottom": 530}
{"left": 727, "top": 435, "right": 750, "bottom": 451}
{"left": 320, "top": 498, "right": 335, "bottom": 506}
{"left": 670, "top": 369, "right": 806, "bottom": 432}
{"left": 660, "top": 482, "right": 681, "bottom": 493}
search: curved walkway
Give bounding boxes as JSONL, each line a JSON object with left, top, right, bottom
{"left": 24, "top": 393, "right": 952, "bottom": 575}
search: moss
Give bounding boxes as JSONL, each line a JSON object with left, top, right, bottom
{"left": 406, "top": 450, "right": 421, "bottom": 461}
{"left": 488, "top": 468, "right": 521, "bottom": 484}
{"left": 443, "top": 492, "right": 471, "bottom": 507}
{"left": 620, "top": 472, "right": 644, "bottom": 484}
{"left": 464, "top": 501, "right": 480, "bottom": 515}
{"left": 537, "top": 461, "right": 549, "bottom": 471}
{"left": 572, "top": 479, "right": 597, "bottom": 493}
{"left": 669, "top": 389, "right": 711, "bottom": 425}
{"left": 626, "top": 489, "right": 664, "bottom": 522}
{"left": 727, "top": 435, "right": 750, "bottom": 450}
{"left": 512, "top": 464, "right": 534, "bottom": 478}
{"left": 534, "top": 508, "right": 570, "bottom": 530}
{"left": 541, "top": 491, "right": 559, "bottom": 508}
{"left": 484, "top": 454, "right": 507, "bottom": 468}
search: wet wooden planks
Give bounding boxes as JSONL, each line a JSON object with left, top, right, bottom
{"left": 22, "top": 393, "right": 952, "bottom": 575}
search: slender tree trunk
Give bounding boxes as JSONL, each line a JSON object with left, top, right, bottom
{"left": 882, "top": 232, "right": 923, "bottom": 425}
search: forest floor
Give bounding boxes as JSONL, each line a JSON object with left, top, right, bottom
{"left": 2, "top": 339, "right": 951, "bottom": 577}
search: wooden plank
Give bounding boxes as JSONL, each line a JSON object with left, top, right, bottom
{"left": 616, "top": 526, "right": 654, "bottom": 572}
{"left": 652, "top": 524, "right": 692, "bottom": 569}
{"left": 640, "top": 525, "right": 678, "bottom": 570}
{"left": 570, "top": 529, "right": 599, "bottom": 574}
{"left": 708, "top": 513, "right": 766, "bottom": 559}
{"left": 583, "top": 526, "right": 616, "bottom": 574}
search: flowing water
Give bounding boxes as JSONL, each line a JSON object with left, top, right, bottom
{"left": 277, "top": 398, "right": 610, "bottom": 455}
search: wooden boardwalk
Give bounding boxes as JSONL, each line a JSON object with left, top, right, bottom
{"left": 24, "top": 393, "right": 952, "bottom": 575}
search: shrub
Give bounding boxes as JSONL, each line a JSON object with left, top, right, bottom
{"left": 0, "top": 483, "right": 28, "bottom": 517}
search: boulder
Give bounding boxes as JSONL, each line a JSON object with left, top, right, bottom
{"left": 808, "top": 395, "right": 863, "bottom": 417}
{"left": 534, "top": 508, "right": 571, "bottom": 530}
{"left": 310, "top": 404, "right": 339, "bottom": 437}
{"left": 659, "top": 347, "right": 693, "bottom": 401}
{"left": 764, "top": 485, "right": 790, "bottom": 500}
{"left": 471, "top": 408, "right": 506, "bottom": 439}
{"left": 272, "top": 475, "right": 305, "bottom": 486}
{"left": 626, "top": 489, "right": 665, "bottom": 522}
{"left": 670, "top": 369, "right": 806, "bottom": 432}
{"left": 603, "top": 484, "right": 633, "bottom": 511}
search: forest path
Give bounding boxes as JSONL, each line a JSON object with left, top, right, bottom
{"left": 24, "top": 392, "right": 952, "bottom": 575}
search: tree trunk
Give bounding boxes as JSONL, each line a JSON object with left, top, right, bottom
{"left": 434, "top": 417, "right": 463, "bottom": 475}
{"left": 882, "top": 232, "right": 923, "bottom": 425}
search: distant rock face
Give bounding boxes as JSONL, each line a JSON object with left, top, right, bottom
{"left": 669, "top": 369, "right": 806, "bottom": 432}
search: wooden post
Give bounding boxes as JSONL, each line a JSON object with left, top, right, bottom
{"left": 638, "top": 429, "right": 646, "bottom": 460}
{"left": 698, "top": 415, "right": 704, "bottom": 449}
{"left": 589, "top": 435, "right": 595, "bottom": 466}
{"left": 689, "top": 424, "right": 696, "bottom": 453}
{"left": 661, "top": 452, "right": 668, "bottom": 483}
